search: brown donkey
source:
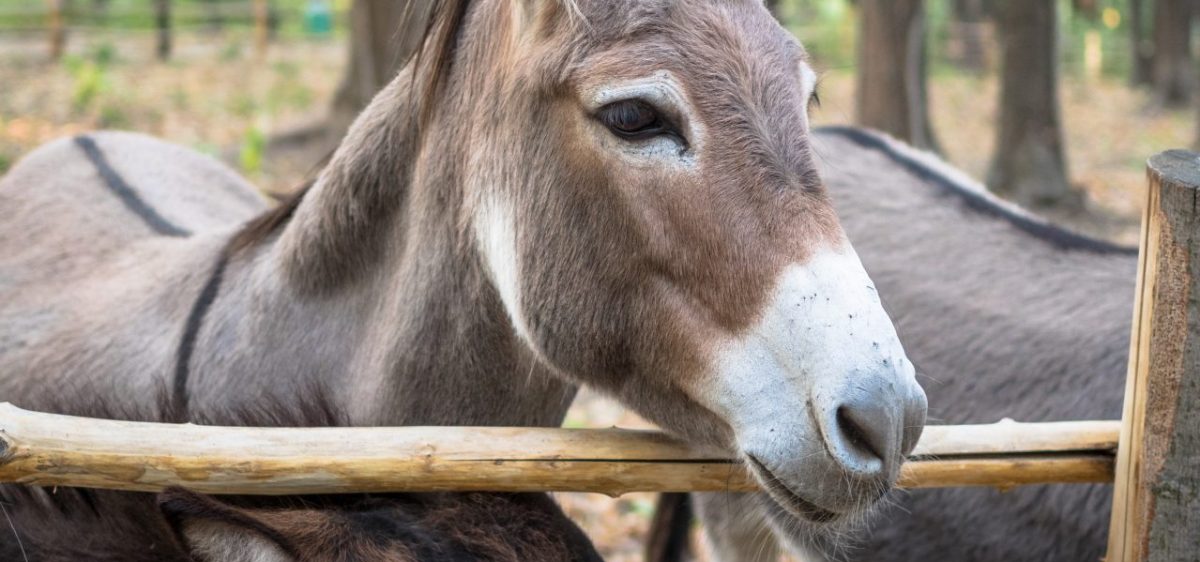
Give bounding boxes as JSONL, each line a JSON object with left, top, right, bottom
{"left": 0, "top": 0, "right": 925, "bottom": 540}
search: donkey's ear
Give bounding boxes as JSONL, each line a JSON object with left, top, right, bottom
{"left": 158, "top": 487, "right": 298, "bottom": 562}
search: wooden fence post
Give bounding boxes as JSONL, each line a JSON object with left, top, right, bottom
{"left": 1107, "top": 150, "right": 1200, "bottom": 561}
{"left": 254, "top": 0, "right": 270, "bottom": 59}
{"left": 155, "top": 0, "right": 172, "bottom": 61}
{"left": 47, "top": 0, "right": 66, "bottom": 60}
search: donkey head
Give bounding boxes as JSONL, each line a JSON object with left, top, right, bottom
{"left": 160, "top": 489, "right": 602, "bottom": 562}
{"left": 415, "top": 0, "right": 927, "bottom": 529}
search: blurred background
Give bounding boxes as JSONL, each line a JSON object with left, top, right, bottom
{"left": 0, "top": 1, "right": 1196, "bottom": 559}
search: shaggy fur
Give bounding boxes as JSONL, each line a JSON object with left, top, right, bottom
{"left": 0, "top": 0, "right": 917, "bottom": 546}
{"left": 648, "top": 127, "right": 1134, "bottom": 561}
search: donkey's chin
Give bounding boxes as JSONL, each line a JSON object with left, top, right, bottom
{"left": 742, "top": 453, "right": 892, "bottom": 533}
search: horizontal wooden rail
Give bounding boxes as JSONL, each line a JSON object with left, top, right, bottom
{"left": 0, "top": 403, "right": 1119, "bottom": 496}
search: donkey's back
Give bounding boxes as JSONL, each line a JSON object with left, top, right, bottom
{"left": 0, "top": 131, "right": 265, "bottom": 274}
{"left": 0, "top": 132, "right": 266, "bottom": 408}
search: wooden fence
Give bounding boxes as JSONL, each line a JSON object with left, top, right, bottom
{"left": 0, "top": 149, "right": 1197, "bottom": 560}
{"left": 0, "top": 408, "right": 1118, "bottom": 495}
{"left": 6, "top": 1, "right": 343, "bottom": 60}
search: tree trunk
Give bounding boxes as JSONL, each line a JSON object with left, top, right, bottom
{"left": 329, "top": 0, "right": 429, "bottom": 128}
{"left": 1072, "top": 0, "right": 1099, "bottom": 18}
{"left": 47, "top": 0, "right": 67, "bottom": 61}
{"left": 268, "top": 1, "right": 431, "bottom": 157}
{"left": 254, "top": 0, "right": 269, "bottom": 58}
{"left": 949, "top": 0, "right": 987, "bottom": 72}
{"left": 856, "top": 0, "right": 939, "bottom": 151}
{"left": 1195, "top": 66, "right": 1200, "bottom": 151}
{"left": 155, "top": 0, "right": 171, "bottom": 61}
{"left": 988, "top": 0, "right": 1078, "bottom": 210}
{"left": 1130, "top": 0, "right": 1153, "bottom": 85}
{"left": 1151, "top": 0, "right": 1195, "bottom": 106}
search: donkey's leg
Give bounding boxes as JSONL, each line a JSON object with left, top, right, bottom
{"left": 694, "top": 493, "right": 782, "bottom": 562}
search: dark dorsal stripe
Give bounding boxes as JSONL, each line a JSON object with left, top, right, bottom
{"left": 73, "top": 135, "right": 191, "bottom": 238}
{"left": 172, "top": 248, "right": 231, "bottom": 421}
{"left": 815, "top": 126, "right": 1137, "bottom": 256}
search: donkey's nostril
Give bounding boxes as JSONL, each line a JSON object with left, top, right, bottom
{"left": 831, "top": 400, "right": 896, "bottom": 474}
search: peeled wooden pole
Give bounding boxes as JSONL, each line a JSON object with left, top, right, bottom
{"left": 1107, "top": 150, "right": 1200, "bottom": 561}
{"left": 253, "top": 0, "right": 270, "bottom": 59}
{"left": 0, "top": 404, "right": 1116, "bottom": 496}
{"left": 46, "top": 0, "right": 66, "bottom": 60}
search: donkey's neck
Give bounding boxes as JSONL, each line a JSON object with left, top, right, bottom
{"left": 189, "top": 77, "right": 575, "bottom": 428}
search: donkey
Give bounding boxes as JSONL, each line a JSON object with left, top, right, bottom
{"left": 0, "top": 394, "right": 603, "bottom": 562}
{"left": 0, "top": 0, "right": 924, "bottom": 543}
{"left": 648, "top": 126, "right": 1135, "bottom": 561}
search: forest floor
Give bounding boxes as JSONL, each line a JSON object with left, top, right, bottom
{"left": 0, "top": 33, "right": 1196, "bottom": 561}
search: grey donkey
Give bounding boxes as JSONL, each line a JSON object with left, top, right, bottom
{"left": 646, "top": 126, "right": 1134, "bottom": 562}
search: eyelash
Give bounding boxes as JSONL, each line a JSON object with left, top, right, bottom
{"left": 808, "top": 82, "right": 822, "bottom": 111}
{"left": 595, "top": 100, "right": 687, "bottom": 147}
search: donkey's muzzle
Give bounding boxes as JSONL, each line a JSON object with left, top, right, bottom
{"left": 821, "top": 374, "right": 927, "bottom": 480}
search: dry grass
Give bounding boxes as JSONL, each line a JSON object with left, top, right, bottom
{"left": 0, "top": 32, "right": 342, "bottom": 193}
{"left": 1, "top": 31, "right": 1196, "bottom": 562}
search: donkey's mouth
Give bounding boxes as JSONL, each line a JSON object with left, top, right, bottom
{"left": 744, "top": 455, "right": 841, "bottom": 524}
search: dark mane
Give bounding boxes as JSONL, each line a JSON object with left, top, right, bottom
{"left": 223, "top": 1, "right": 473, "bottom": 256}
{"left": 227, "top": 183, "right": 311, "bottom": 255}
{"left": 816, "top": 126, "right": 1138, "bottom": 256}
{"left": 0, "top": 383, "right": 348, "bottom": 562}
{"left": 0, "top": 384, "right": 604, "bottom": 561}
{"left": 413, "top": 0, "right": 475, "bottom": 129}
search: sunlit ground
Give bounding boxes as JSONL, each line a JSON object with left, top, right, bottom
{"left": 0, "top": 31, "right": 1195, "bottom": 561}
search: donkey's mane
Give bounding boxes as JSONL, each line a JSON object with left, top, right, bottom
{"left": 817, "top": 126, "right": 1136, "bottom": 256}
{"left": 0, "top": 384, "right": 353, "bottom": 562}
{"left": 0, "top": 383, "right": 594, "bottom": 562}
{"left": 228, "top": 0, "right": 597, "bottom": 256}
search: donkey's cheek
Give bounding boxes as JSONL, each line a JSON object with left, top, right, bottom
{"left": 474, "top": 197, "right": 536, "bottom": 347}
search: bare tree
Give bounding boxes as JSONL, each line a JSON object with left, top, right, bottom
{"left": 856, "top": 0, "right": 939, "bottom": 150}
{"left": 268, "top": 0, "right": 429, "bottom": 158}
{"left": 47, "top": 0, "right": 68, "bottom": 61}
{"left": 988, "top": 0, "right": 1077, "bottom": 209}
{"left": 1195, "top": 61, "right": 1200, "bottom": 151}
{"left": 1151, "top": 0, "right": 1195, "bottom": 106}
{"left": 1129, "top": 0, "right": 1153, "bottom": 85}
{"left": 949, "top": 0, "right": 987, "bottom": 72}
{"left": 329, "top": 1, "right": 430, "bottom": 129}
{"left": 155, "top": 0, "right": 171, "bottom": 60}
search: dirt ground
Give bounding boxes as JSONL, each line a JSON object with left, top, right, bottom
{"left": 1, "top": 32, "right": 1195, "bottom": 561}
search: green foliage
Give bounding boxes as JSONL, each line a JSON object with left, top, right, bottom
{"left": 239, "top": 123, "right": 267, "bottom": 174}
{"left": 63, "top": 56, "right": 108, "bottom": 112}
{"left": 0, "top": 152, "right": 11, "bottom": 175}
{"left": 61, "top": 41, "right": 123, "bottom": 113}
{"left": 617, "top": 497, "right": 656, "bottom": 518}
{"left": 90, "top": 42, "right": 119, "bottom": 66}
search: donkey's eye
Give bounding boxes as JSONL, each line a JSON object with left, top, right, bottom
{"left": 596, "top": 100, "right": 669, "bottom": 140}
